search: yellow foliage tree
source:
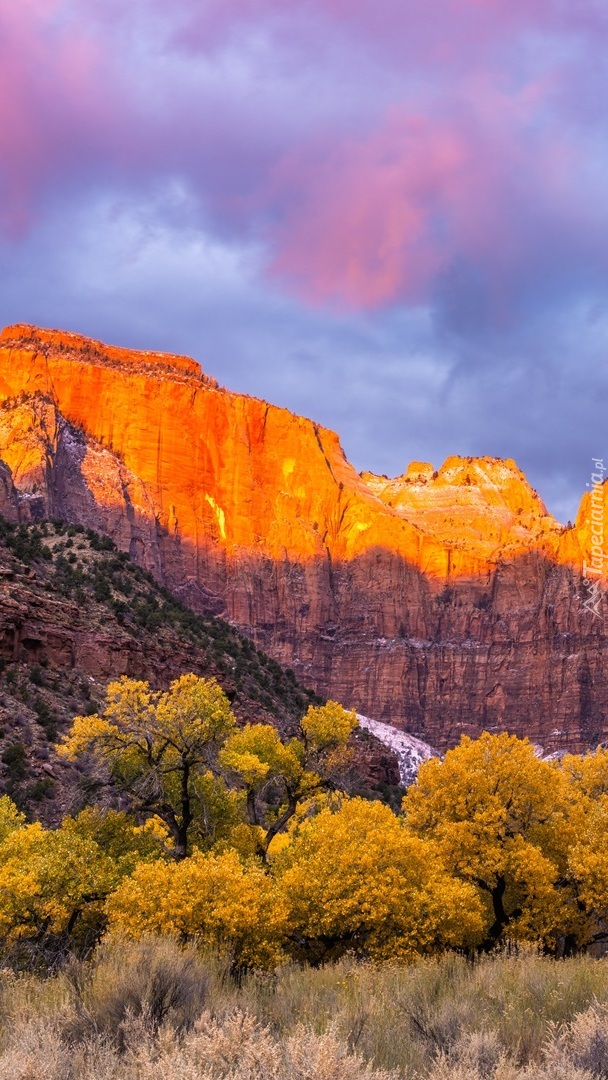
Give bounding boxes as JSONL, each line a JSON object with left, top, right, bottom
{"left": 404, "top": 732, "right": 577, "bottom": 950}
{"left": 0, "top": 794, "right": 25, "bottom": 843}
{"left": 301, "top": 701, "right": 357, "bottom": 752}
{"left": 559, "top": 748, "right": 608, "bottom": 950}
{"left": 566, "top": 801, "right": 608, "bottom": 947}
{"left": 58, "top": 675, "right": 240, "bottom": 859}
{"left": 220, "top": 702, "right": 357, "bottom": 858}
{"left": 275, "top": 797, "right": 484, "bottom": 964}
{"left": 0, "top": 803, "right": 167, "bottom": 953}
{"left": 561, "top": 746, "right": 608, "bottom": 803}
{"left": 107, "top": 848, "right": 285, "bottom": 971}
{"left": 61, "top": 807, "right": 171, "bottom": 872}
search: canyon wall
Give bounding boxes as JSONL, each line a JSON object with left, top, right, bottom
{"left": 0, "top": 323, "right": 606, "bottom": 751}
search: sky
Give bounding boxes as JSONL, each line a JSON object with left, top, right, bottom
{"left": 1, "top": 1, "right": 607, "bottom": 523}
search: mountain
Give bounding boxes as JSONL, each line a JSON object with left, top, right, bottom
{"left": 0, "top": 323, "right": 606, "bottom": 752}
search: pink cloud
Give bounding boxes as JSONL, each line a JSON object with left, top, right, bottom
{"left": 0, "top": 1, "right": 128, "bottom": 232}
{"left": 160, "top": 0, "right": 608, "bottom": 316}
{"left": 265, "top": 84, "right": 571, "bottom": 309}
{"left": 0, "top": 0, "right": 606, "bottom": 319}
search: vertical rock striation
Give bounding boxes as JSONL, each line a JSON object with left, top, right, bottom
{"left": 0, "top": 324, "right": 606, "bottom": 751}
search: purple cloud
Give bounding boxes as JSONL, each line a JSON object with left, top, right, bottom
{"left": 2, "top": 0, "right": 606, "bottom": 313}
{"left": 1, "top": 0, "right": 607, "bottom": 520}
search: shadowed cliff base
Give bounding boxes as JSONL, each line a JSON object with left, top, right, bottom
{"left": 218, "top": 543, "right": 608, "bottom": 754}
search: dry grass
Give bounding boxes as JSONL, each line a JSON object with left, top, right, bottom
{"left": 62, "top": 938, "right": 211, "bottom": 1047}
{"left": 234, "top": 947, "right": 608, "bottom": 1073}
{"left": 1, "top": 940, "right": 608, "bottom": 1078}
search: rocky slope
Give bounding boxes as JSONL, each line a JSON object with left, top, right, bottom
{"left": 0, "top": 518, "right": 401, "bottom": 822}
{"left": 356, "top": 715, "right": 438, "bottom": 786}
{"left": 0, "top": 323, "right": 606, "bottom": 752}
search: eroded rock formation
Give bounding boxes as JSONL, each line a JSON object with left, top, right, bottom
{"left": 1, "top": 323, "right": 606, "bottom": 751}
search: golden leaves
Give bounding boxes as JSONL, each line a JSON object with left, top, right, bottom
{"left": 301, "top": 701, "right": 357, "bottom": 750}
{"left": 10, "top": 702, "right": 608, "bottom": 967}
{"left": 276, "top": 797, "right": 484, "bottom": 962}
{"left": 107, "top": 849, "right": 286, "bottom": 970}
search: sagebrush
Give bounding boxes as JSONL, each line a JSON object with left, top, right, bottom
{"left": 2, "top": 942, "right": 608, "bottom": 1078}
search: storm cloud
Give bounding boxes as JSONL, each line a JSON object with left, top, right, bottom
{"left": 1, "top": 0, "right": 607, "bottom": 521}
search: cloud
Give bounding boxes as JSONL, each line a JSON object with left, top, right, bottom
{"left": 0, "top": 1, "right": 121, "bottom": 232}
{"left": 1, "top": 0, "right": 607, "bottom": 521}
{"left": 167, "top": 0, "right": 608, "bottom": 63}
{"left": 266, "top": 99, "right": 540, "bottom": 308}
{"left": 2, "top": 0, "right": 606, "bottom": 320}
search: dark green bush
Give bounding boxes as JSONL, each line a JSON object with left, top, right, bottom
{"left": 2, "top": 742, "right": 28, "bottom": 780}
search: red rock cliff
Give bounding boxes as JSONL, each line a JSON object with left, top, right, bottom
{"left": 0, "top": 324, "right": 606, "bottom": 751}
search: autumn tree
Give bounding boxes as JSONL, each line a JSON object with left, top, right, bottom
{"left": 0, "top": 803, "right": 166, "bottom": 956}
{"left": 107, "top": 848, "right": 286, "bottom": 972}
{"left": 219, "top": 701, "right": 357, "bottom": 858}
{"left": 0, "top": 794, "right": 25, "bottom": 843}
{"left": 558, "top": 747, "right": 608, "bottom": 951}
{"left": 403, "top": 732, "right": 577, "bottom": 951}
{"left": 275, "top": 797, "right": 484, "bottom": 964}
{"left": 561, "top": 745, "right": 608, "bottom": 803}
{"left": 58, "top": 675, "right": 240, "bottom": 859}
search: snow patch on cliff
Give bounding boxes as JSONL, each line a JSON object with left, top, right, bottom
{"left": 356, "top": 714, "right": 439, "bottom": 786}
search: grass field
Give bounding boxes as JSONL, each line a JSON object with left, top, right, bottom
{"left": 1, "top": 939, "right": 608, "bottom": 1078}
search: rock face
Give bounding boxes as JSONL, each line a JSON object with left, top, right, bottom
{"left": 356, "top": 715, "right": 438, "bottom": 786}
{"left": 1, "top": 323, "right": 607, "bottom": 752}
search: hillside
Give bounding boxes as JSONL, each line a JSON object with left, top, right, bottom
{"left": 0, "top": 518, "right": 401, "bottom": 821}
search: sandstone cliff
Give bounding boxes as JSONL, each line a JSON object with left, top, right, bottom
{"left": 0, "top": 324, "right": 606, "bottom": 752}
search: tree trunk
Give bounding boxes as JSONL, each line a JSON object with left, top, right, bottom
{"left": 175, "top": 760, "right": 192, "bottom": 861}
{"left": 481, "top": 876, "right": 510, "bottom": 951}
{"left": 260, "top": 792, "right": 298, "bottom": 862}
